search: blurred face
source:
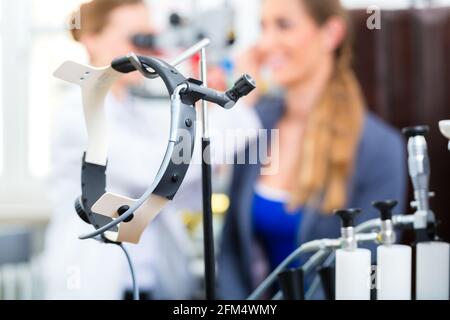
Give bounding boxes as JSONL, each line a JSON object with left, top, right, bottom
{"left": 81, "top": 3, "right": 155, "bottom": 86}
{"left": 259, "top": 0, "right": 336, "bottom": 88}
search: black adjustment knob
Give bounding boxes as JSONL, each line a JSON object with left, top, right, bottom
{"left": 117, "top": 205, "right": 134, "bottom": 223}
{"left": 335, "top": 208, "right": 361, "bottom": 228}
{"left": 372, "top": 200, "right": 398, "bottom": 221}
{"left": 74, "top": 197, "right": 91, "bottom": 225}
{"left": 402, "top": 126, "right": 429, "bottom": 138}
{"left": 226, "top": 74, "right": 257, "bottom": 102}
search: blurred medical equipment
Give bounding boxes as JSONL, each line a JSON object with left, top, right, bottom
{"left": 132, "top": 5, "right": 236, "bottom": 64}
{"left": 402, "top": 127, "right": 435, "bottom": 239}
{"left": 373, "top": 200, "right": 412, "bottom": 300}
{"left": 248, "top": 125, "right": 450, "bottom": 301}
{"left": 131, "top": 2, "right": 237, "bottom": 99}
{"left": 439, "top": 120, "right": 450, "bottom": 150}
{"left": 403, "top": 126, "right": 449, "bottom": 300}
{"left": 334, "top": 209, "right": 372, "bottom": 300}
{"left": 53, "top": 39, "right": 256, "bottom": 300}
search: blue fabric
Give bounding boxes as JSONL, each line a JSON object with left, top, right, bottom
{"left": 252, "top": 192, "right": 303, "bottom": 271}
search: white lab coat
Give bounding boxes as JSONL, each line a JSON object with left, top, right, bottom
{"left": 42, "top": 88, "right": 261, "bottom": 300}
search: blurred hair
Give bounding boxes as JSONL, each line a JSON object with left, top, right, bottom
{"left": 290, "top": 0, "right": 365, "bottom": 214}
{"left": 70, "top": 0, "right": 145, "bottom": 42}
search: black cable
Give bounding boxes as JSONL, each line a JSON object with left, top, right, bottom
{"left": 118, "top": 243, "right": 140, "bottom": 301}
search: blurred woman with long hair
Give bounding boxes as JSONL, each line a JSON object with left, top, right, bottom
{"left": 218, "top": 0, "right": 407, "bottom": 299}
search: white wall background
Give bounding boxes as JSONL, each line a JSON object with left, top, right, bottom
{"left": 0, "top": 0, "right": 450, "bottom": 222}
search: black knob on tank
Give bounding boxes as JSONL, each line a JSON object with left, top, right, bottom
{"left": 402, "top": 126, "right": 429, "bottom": 138}
{"left": 372, "top": 200, "right": 398, "bottom": 221}
{"left": 335, "top": 208, "right": 361, "bottom": 228}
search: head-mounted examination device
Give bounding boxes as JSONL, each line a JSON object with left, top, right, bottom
{"left": 53, "top": 50, "right": 256, "bottom": 244}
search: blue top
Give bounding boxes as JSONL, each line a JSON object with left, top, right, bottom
{"left": 252, "top": 186, "right": 303, "bottom": 271}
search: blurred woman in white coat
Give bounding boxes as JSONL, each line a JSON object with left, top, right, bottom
{"left": 43, "top": 0, "right": 260, "bottom": 300}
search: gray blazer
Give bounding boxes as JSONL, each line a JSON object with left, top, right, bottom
{"left": 217, "top": 97, "right": 408, "bottom": 299}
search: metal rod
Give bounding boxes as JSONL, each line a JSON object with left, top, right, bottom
{"left": 143, "top": 39, "right": 211, "bottom": 79}
{"left": 172, "top": 38, "right": 211, "bottom": 69}
{"left": 200, "top": 47, "right": 210, "bottom": 138}
{"left": 199, "top": 45, "right": 216, "bottom": 300}
{"left": 201, "top": 139, "right": 215, "bottom": 300}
